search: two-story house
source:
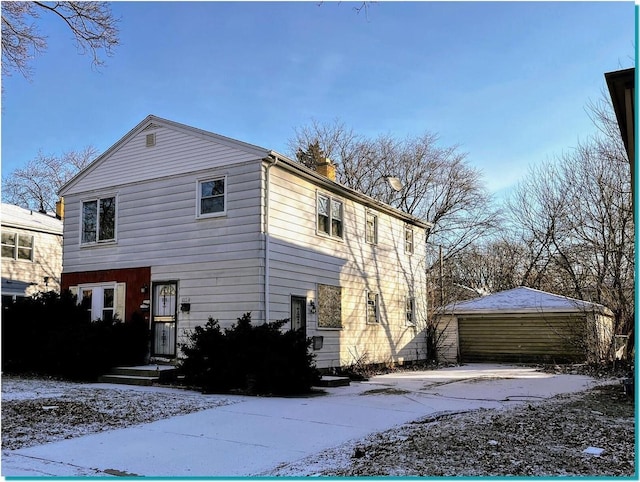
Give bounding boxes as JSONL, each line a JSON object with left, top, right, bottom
{"left": 59, "top": 115, "right": 430, "bottom": 370}
{"left": 1, "top": 203, "right": 63, "bottom": 306}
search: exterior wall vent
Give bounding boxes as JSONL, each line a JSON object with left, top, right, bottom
{"left": 146, "top": 133, "right": 156, "bottom": 147}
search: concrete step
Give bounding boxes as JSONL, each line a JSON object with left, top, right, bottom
{"left": 109, "top": 365, "right": 177, "bottom": 380}
{"left": 99, "top": 365, "right": 178, "bottom": 386}
{"left": 317, "top": 375, "right": 351, "bottom": 387}
{"left": 97, "top": 374, "right": 158, "bottom": 386}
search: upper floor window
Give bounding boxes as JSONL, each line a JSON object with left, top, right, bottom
{"left": 365, "top": 211, "right": 378, "bottom": 244}
{"left": 405, "top": 226, "right": 414, "bottom": 254}
{"left": 197, "top": 177, "right": 226, "bottom": 218}
{"left": 1, "top": 232, "right": 33, "bottom": 260}
{"left": 82, "top": 196, "right": 116, "bottom": 244}
{"left": 317, "top": 193, "right": 343, "bottom": 238}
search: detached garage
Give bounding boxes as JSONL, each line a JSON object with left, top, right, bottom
{"left": 435, "top": 287, "right": 614, "bottom": 364}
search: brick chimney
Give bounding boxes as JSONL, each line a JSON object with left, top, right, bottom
{"left": 55, "top": 198, "right": 64, "bottom": 220}
{"left": 316, "top": 157, "right": 336, "bottom": 181}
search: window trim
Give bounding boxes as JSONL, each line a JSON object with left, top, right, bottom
{"left": 365, "top": 210, "right": 378, "bottom": 245}
{"left": 196, "top": 175, "right": 228, "bottom": 219}
{"left": 77, "top": 282, "right": 117, "bottom": 322}
{"left": 80, "top": 194, "right": 117, "bottom": 246}
{"left": 1, "top": 231, "right": 34, "bottom": 261}
{"left": 366, "top": 291, "right": 380, "bottom": 325}
{"left": 316, "top": 191, "right": 344, "bottom": 239}
{"left": 404, "top": 226, "right": 414, "bottom": 254}
{"left": 405, "top": 295, "right": 416, "bottom": 326}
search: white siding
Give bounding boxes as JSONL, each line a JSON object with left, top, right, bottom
{"left": 64, "top": 123, "right": 266, "bottom": 195}
{"left": 266, "top": 166, "right": 428, "bottom": 369}
{"left": 1, "top": 226, "right": 63, "bottom": 295}
{"left": 62, "top": 117, "right": 429, "bottom": 370}
{"left": 63, "top": 160, "right": 266, "bottom": 337}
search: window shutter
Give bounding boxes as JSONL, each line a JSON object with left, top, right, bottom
{"left": 115, "top": 282, "right": 126, "bottom": 321}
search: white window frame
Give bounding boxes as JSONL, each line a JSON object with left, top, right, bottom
{"left": 405, "top": 295, "right": 416, "bottom": 326}
{"left": 77, "top": 283, "right": 117, "bottom": 322}
{"left": 316, "top": 191, "right": 344, "bottom": 239}
{"left": 366, "top": 291, "right": 380, "bottom": 325}
{"left": 196, "top": 176, "right": 227, "bottom": 219}
{"left": 365, "top": 210, "right": 378, "bottom": 245}
{"left": 81, "top": 195, "right": 117, "bottom": 245}
{"left": 1, "top": 231, "right": 34, "bottom": 261}
{"left": 405, "top": 226, "right": 414, "bottom": 254}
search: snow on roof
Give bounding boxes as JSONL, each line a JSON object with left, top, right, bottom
{"left": 441, "top": 286, "right": 612, "bottom": 316}
{"left": 1, "top": 203, "right": 63, "bottom": 235}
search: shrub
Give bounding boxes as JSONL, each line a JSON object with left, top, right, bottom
{"left": 1, "top": 290, "right": 149, "bottom": 380}
{"left": 179, "top": 312, "right": 320, "bottom": 395}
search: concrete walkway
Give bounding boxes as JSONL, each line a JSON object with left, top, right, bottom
{"left": 1, "top": 364, "right": 600, "bottom": 477}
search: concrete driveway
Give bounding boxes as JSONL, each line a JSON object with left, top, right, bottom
{"left": 2, "top": 363, "right": 600, "bottom": 477}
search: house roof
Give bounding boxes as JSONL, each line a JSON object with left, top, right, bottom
{"left": 267, "top": 150, "right": 431, "bottom": 229}
{"left": 440, "top": 286, "right": 612, "bottom": 316}
{"left": 605, "top": 68, "right": 634, "bottom": 162}
{"left": 59, "top": 115, "right": 431, "bottom": 230}
{"left": 1, "top": 203, "right": 63, "bottom": 235}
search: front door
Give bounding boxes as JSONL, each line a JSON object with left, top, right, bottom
{"left": 152, "top": 282, "right": 177, "bottom": 357}
{"left": 291, "top": 296, "right": 307, "bottom": 333}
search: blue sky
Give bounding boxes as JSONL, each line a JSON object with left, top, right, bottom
{"left": 1, "top": 1, "right": 636, "bottom": 197}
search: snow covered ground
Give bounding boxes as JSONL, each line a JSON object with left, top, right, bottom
{"left": 1, "top": 365, "right": 632, "bottom": 477}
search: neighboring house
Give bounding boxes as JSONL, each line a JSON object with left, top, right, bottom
{"left": 59, "top": 115, "right": 431, "bottom": 369}
{"left": 434, "top": 287, "right": 614, "bottom": 364}
{"left": 606, "top": 67, "right": 635, "bottom": 220}
{"left": 1, "top": 203, "right": 63, "bottom": 305}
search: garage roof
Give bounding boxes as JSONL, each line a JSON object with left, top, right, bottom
{"left": 441, "top": 286, "right": 612, "bottom": 316}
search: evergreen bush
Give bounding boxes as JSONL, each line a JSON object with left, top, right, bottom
{"left": 1, "top": 290, "right": 149, "bottom": 380}
{"left": 179, "top": 312, "right": 320, "bottom": 395}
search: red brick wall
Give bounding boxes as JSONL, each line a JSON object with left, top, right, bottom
{"left": 62, "top": 267, "right": 151, "bottom": 323}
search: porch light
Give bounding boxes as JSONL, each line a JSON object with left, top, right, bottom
{"left": 308, "top": 300, "right": 316, "bottom": 314}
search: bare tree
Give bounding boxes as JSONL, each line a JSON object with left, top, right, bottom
{"left": 2, "top": 1, "right": 119, "bottom": 80}
{"left": 2, "top": 146, "right": 97, "bottom": 212}
{"left": 504, "top": 97, "right": 633, "bottom": 341}
{"left": 288, "top": 119, "right": 501, "bottom": 259}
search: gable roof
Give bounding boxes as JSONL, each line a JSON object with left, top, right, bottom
{"left": 58, "top": 115, "right": 431, "bottom": 229}
{"left": 1, "top": 203, "right": 63, "bottom": 235}
{"left": 441, "top": 286, "right": 612, "bottom": 316}
{"left": 59, "top": 115, "right": 271, "bottom": 196}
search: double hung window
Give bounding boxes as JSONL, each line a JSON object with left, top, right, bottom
{"left": 79, "top": 285, "right": 116, "bottom": 322}
{"left": 405, "top": 226, "right": 414, "bottom": 254}
{"left": 82, "top": 197, "right": 116, "bottom": 244}
{"left": 197, "top": 177, "right": 226, "bottom": 218}
{"left": 365, "top": 211, "right": 378, "bottom": 244}
{"left": 1, "top": 232, "right": 33, "bottom": 260}
{"left": 366, "top": 291, "right": 380, "bottom": 324}
{"left": 317, "top": 193, "right": 343, "bottom": 238}
{"left": 406, "top": 296, "right": 416, "bottom": 326}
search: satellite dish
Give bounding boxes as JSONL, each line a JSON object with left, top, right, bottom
{"left": 385, "top": 176, "right": 404, "bottom": 192}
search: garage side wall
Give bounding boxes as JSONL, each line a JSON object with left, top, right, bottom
{"left": 434, "top": 315, "right": 459, "bottom": 363}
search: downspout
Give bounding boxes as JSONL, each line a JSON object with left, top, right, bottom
{"left": 264, "top": 156, "right": 278, "bottom": 323}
